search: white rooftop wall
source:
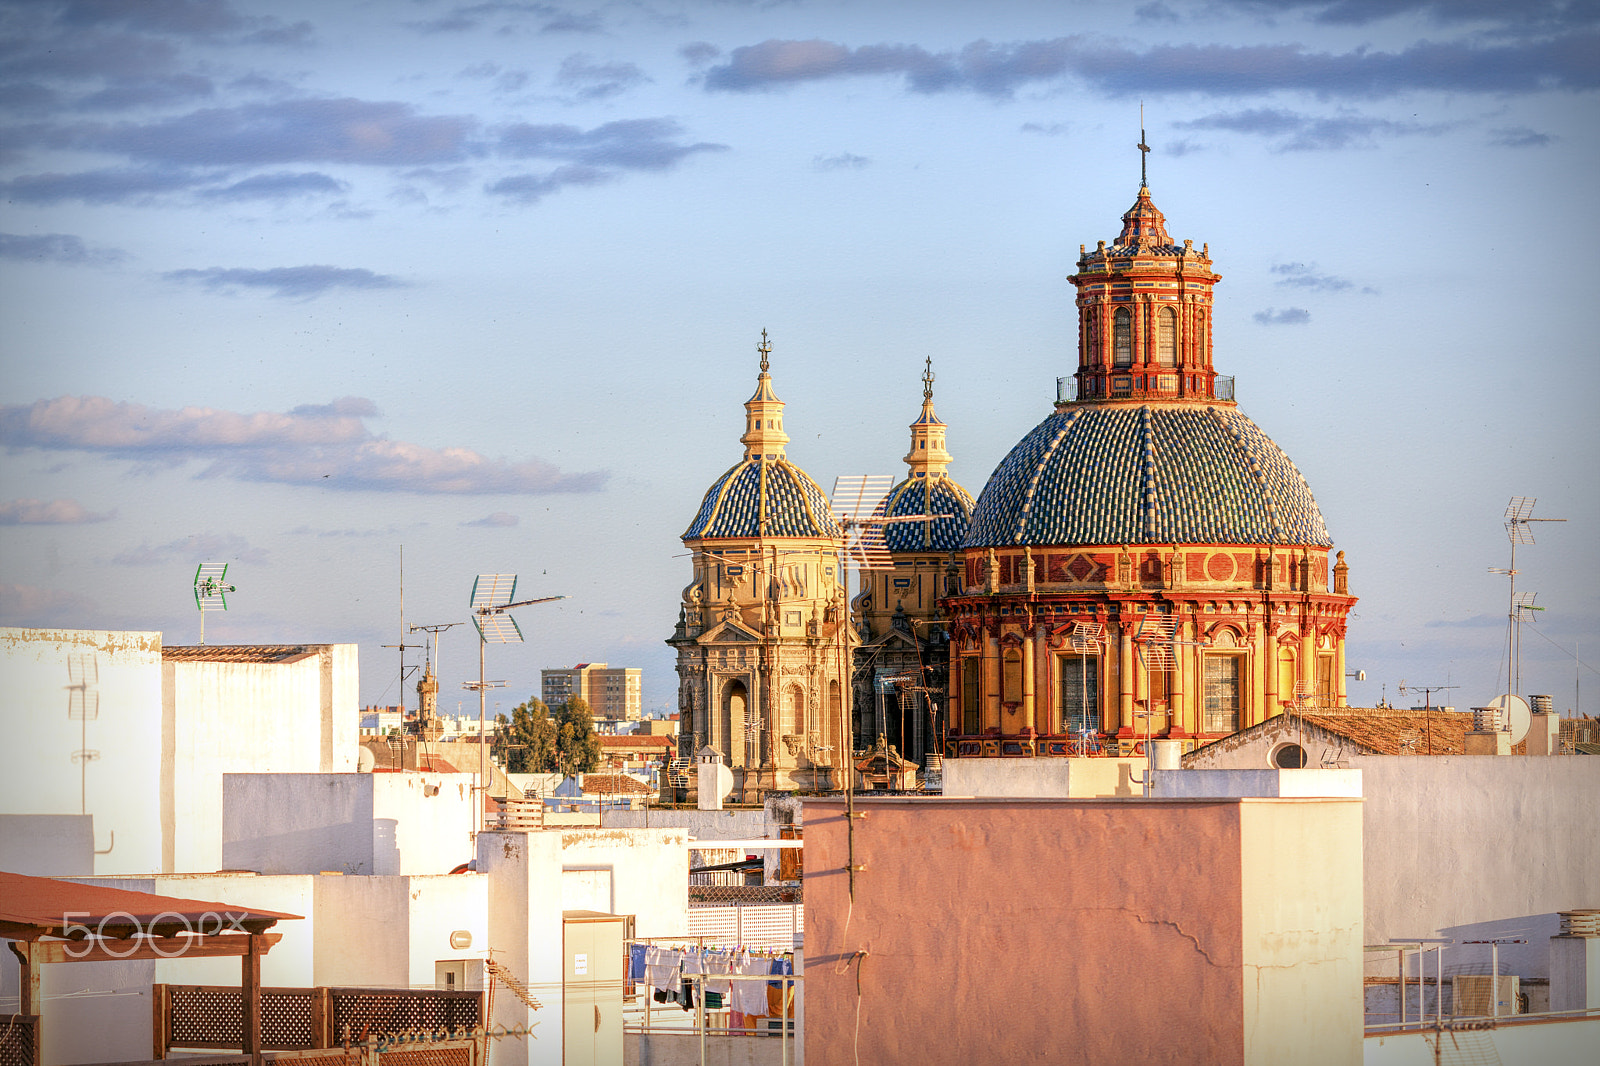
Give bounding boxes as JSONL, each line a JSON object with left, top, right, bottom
{"left": 0, "top": 628, "right": 163, "bottom": 874}
{"left": 164, "top": 644, "right": 358, "bottom": 872}
{"left": 477, "top": 826, "right": 690, "bottom": 1066}
{"left": 1357, "top": 756, "right": 1600, "bottom": 981}
{"left": 312, "top": 873, "right": 487, "bottom": 989}
{"left": 941, "top": 757, "right": 1146, "bottom": 797}
{"left": 222, "top": 772, "right": 475, "bottom": 876}
{"left": 1150, "top": 768, "right": 1363, "bottom": 798}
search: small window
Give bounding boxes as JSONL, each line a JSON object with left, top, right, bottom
{"left": 962, "top": 660, "right": 981, "bottom": 734}
{"left": 1204, "top": 654, "right": 1241, "bottom": 734}
{"left": 1059, "top": 655, "right": 1099, "bottom": 734}
{"left": 1113, "top": 307, "right": 1132, "bottom": 367}
{"left": 1157, "top": 307, "right": 1177, "bottom": 366}
{"left": 1002, "top": 651, "right": 1023, "bottom": 703}
{"left": 1271, "top": 742, "right": 1308, "bottom": 769}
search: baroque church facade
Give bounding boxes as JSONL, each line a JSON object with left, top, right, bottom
{"left": 671, "top": 178, "right": 1355, "bottom": 791}
{"left": 668, "top": 335, "right": 853, "bottom": 792}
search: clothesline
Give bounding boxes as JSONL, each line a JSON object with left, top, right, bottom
{"left": 633, "top": 942, "right": 796, "bottom": 1021}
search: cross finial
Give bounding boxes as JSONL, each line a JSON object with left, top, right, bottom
{"left": 1137, "top": 102, "right": 1151, "bottom": 187}
{"left": 757, "top": 329, "right": 771, "bottom": 373}
{"left": 922, "top": 356, "right": 935, "bottom": 401}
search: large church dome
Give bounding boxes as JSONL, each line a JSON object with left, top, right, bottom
{"left": 684, "top": 458, "right": 839, "bottom": 539}
{"left": 963, "top": 401, "right": 1331, "bottom": 549}
{"left": 682, "top": 333, "right": 840, "bottom": 542}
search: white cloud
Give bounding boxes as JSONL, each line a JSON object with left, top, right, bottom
{"left": 0, "top": 396, "right": 608, "bottom": 495}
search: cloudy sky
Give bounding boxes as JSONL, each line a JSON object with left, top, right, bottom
{"left": 1, "top": 0, "right": 1596, "bottom": 724}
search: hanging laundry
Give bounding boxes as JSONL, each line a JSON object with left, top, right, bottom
{"left": 705, "top": 949, "right": 732, "bottom": 997}
{"left": 645, "top": 946, "right": 681, "bottom": 993}
{"left": 732, "top": 951, "right": 770, "bottom": 1016}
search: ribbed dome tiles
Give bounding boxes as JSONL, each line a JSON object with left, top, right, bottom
{"left": 882, "top": 475, "right": 975, "bottom": 552}
{"left": 684, "top": 458, "right": 840, "bottom": 540}
{"left": 964, "top": 403, "right": 1331, "bottom": 548}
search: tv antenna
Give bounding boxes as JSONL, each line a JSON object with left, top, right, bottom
{"left": 66, "top": 652, "right": 99, "bottom": 816}
{"left": 1069, "top": 622, "right": 1106, "bottom": 756}
{"left": 1129, "top": 612, "right": 1207, "bottom": 794}
{"left": 829, "top": 473, "right": 947, "bottom": 898}
{"left": 1398, "top": 681, "right": 1458, "bottom": 756}
{"left": 1489, "top": 497, "right": 1564, "bottom": 698}
{"left": 465, "top": 573, "right": 564, "bottom": 832}
{"left": 1512, "top": 592, "right": 1545, "bottom": 697}
{"left": 192, "top": 563, "right": 235, "bottom": 644}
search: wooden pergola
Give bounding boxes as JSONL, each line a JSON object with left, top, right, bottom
{"left": 0, "top": 870, "right": 301, "bottom": 1066}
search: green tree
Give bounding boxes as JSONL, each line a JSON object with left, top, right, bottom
{"left": 554, "top": 697, "right": 603, "bottom": 777}
{"left": 493, "top": 697, "right": 557, "bottom": 774}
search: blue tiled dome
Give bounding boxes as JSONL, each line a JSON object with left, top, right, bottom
{"left": 684, "top": 458, "right": 841, "bottom": 540}
{"left": 882, "top": 474, "right": 975, "bottom": 552}
{"left": 964, "top": 403, "right": 1331, "bottom": 548}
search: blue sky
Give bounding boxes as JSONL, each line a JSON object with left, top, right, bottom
{"left": 1, "top": 0, "right": 1596, "bottom": 722}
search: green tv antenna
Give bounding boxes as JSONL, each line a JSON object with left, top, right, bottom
{"left": 193, "top": 563, "right": 236, "bottom": 644}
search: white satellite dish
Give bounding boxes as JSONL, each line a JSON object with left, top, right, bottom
{"left": 1488, "top": 694, "right": 1532, "bottom": 746}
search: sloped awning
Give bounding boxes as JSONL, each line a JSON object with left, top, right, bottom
{"left": 1, "top": 871, "right": 302, "bottom": 1065}
{"left": 0, "top": 870, "right": 299, "bottom": 942}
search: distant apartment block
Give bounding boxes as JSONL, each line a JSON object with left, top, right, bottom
{"left": 541, "top": 662, "right": 642, "bottom": 720}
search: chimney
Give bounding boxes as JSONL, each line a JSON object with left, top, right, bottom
{"left": 1551, "top": 910, "right": 1600, "bottom": 1012}
{"left": 1465, "top": 707, "right": 1510, "bottom": 755}
{"left": 1527, "top": 695, "right": 1560, "bottom": 755}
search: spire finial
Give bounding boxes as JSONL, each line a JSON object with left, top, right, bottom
{"left": 922, "top": 356, "right": 935, "bottom": 401}
{"left": 1137, "top": 102, "right": 1151, "bottom": 188}
{"left": 757, "top": 329, "right": 771, "bottom": 373}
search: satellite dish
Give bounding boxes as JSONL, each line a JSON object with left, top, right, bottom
{"left": 713, "top": 762, "right": 734, "bottom": 801}
{"left": 1488, "top": 694, "right": 1532, "bottom": 745}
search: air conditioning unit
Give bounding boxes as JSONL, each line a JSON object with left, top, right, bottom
{"left": 1452, "top": 974, "right": 1519, "bottom": 1016}
{"left": 760, "top": 1017, "right": 795, "bottom": 1035}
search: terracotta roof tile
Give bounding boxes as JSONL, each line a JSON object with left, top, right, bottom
{"left": 599, "top": 735, "right": 673, "bottom": 749}
{"left": 1297, "top": 709, "right": 1476, "bottom": 755}
{"left": 163, "top": 645, "right": 316, "bottom": 663}
{"left": 579, "top": 773, "right": 654, "bottom": 795}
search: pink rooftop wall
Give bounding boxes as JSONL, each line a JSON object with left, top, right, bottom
{"left": 802, "top": 796, "right": 1363, "bottom": 1066}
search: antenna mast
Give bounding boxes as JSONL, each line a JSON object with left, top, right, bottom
{"left": 381, "top": 546, "right": 423, "bottom": 719}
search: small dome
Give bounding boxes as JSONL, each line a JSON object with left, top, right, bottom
{"left": 882, "top": 474, "right": 975, "bottom": 553}
{"left": 684, "top": 458, "right": 840, "bottom": 540}
{"left": 965, "top": 403, "right": 1331, "bottom": 548}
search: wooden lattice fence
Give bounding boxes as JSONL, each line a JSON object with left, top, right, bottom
{"left": 155, "top": 986, "right": 483, "bottom": 1053}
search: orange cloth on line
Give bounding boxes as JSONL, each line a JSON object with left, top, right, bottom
{"left": 767, "top": 983, "right": 794, "bottom": 1018}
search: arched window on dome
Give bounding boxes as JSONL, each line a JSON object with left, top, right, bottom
{"left": 1157, "top": 306, "right": 1177, "bottom": 367}
{"left": 1113, "top": 307, "right": 1132, "bottom": 367}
